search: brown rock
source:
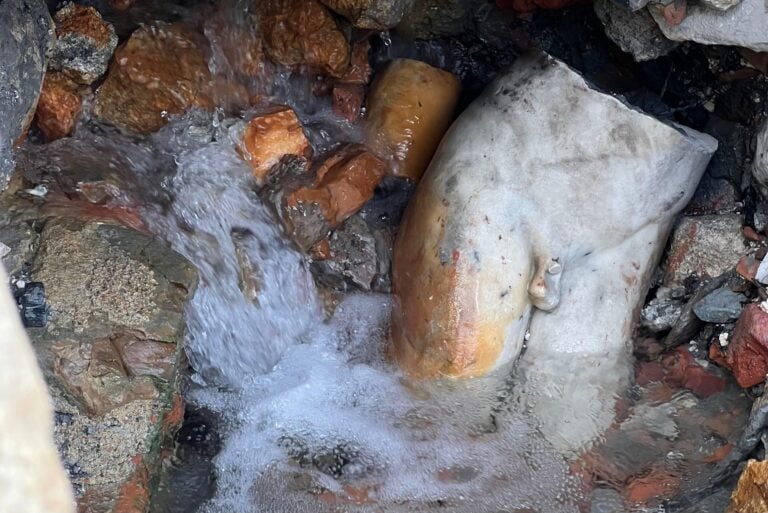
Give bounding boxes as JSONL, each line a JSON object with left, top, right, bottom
{"left": 34, "top": 72, "right": 84, "bottom": 141}
{"left": 238, "top": 108, "right": 311, "bottom": 182}
{"left": 320, "top": 0, "right": 412, "bottom": 29}
{"left": 339, "top": 40, "right": 372, "bottom": 85}
{"left": 737, "top": 254, "right": 760, "bottom": 282}
{"left": 50, "top": 3, "right": 117, "bottom": 85}
{"left": 333, "top": 83, "right": 365, "bottom": 122}
{"left": 728, "top": 459, "right": 768, "bottom": 513}
{"left": 365, "top": 59, "right": 460, "bottom": 182}
{"left": 715, "top": 303, "right": 768, "bottom": 388}
{"left": 660, "top": 347, "right": 726, "bottom": 398}
{"left": 93, "top": 23, "right": 213, "bottom": 134}
{"left": 287, "top": 145, "right": 387, "bottom": 227}
{"left": 259, "top": 0, "right": 351, "bottom": 78}
{"left": 624, "top": 469, "right": 681, "bottom": 505}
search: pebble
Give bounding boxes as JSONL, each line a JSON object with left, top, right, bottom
{"left": 692, "top": 287, "right": 745, "bottom": 323}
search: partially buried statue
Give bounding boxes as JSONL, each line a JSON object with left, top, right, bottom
{"left": 391, "top": 52, "right": 718, "bottom": 453}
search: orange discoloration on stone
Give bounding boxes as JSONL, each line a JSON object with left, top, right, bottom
{"left": 286, "top": 145, "right": 386, "bottom": 226}
{"left": 55, "top": 4, "right": 113, "bottom": 47}
{"left": 365, "top": 59, "right": 460, "bottom": 182}
{"left": 737, "top": 254, "right": 760, "bottom": 282}
{"left": 625, "top": 469, "right": 681, "bottom": 505}
{"left": 702, "top": 443, "right": 734, "bottom": 464}
{"left": 113, "top": 459, "right": 150, "bottom": 513}
{"left": 35, "top": 72, "right": 84, "bottom": 141}
{"left": 239, "top": 108, "right": 310, "bottom": 182}
{"left": 311, "top": 238, "right": 332, "bottom": 260}
{"left": 163, "top": 394, "right": 184, "bottom": 434}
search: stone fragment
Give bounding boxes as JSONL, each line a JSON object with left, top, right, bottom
{"left": 594, "top": 0, "right": 677, "bottom": 62}
{"left": 752, "top": 118, "right": 768, "bottom": 201}
{"left": 713, "top": 303, "right": 768, "bottom": 388}
{"left": 238, "top": 108, "right": 311, "bottom": 183}
{"left": 34, "top": 72, "right": 84, "bottom": 141}
{"left": 663, "top": 215, "right": 745, "bottom": 287}
{"left": 625, "top": 469, "right": 681, "bottom": 505}
{"left": 289, "top": 146, "right": 386, "bottom": 225}
{"left": 737, "top": 254, "right": 760, "bottom": 282}
{"left": 0, "top": 0, "right": 53, "bottom": 175}
{"left": 365, "top": 59, "right": 460, "bottom": 182}
{"left": 397, "top": 0, "right": 473, "bottom": 37}
{"left": 693, "top": 287, "right": 745, "bottom": 323}
{"left": 49, "top": 3, "right": 117, "bottom": 85}
{"left": 641, "top": 295, "right": 683, "bottom": 332}
{"left": 391, "top": 53, "right": 716, "bottom": 454}
{"left": 661, "top": 347, "right": 727, "bottom": 398}
{"left": 649, "top": 0, "right": 768, "bottom": 52}
{"left": 320, "top": 0, "right": 413, "bottom": 29}
{"left": 93, "top": 23, "right": 213, "bottom": 134}
{"left": 312, "top": 216, "right": 378, "bottom": 290}
{"left": 333, "top": 83, "right": 365, "bottom": 123}
{"left": 19, "top": 282, "right": 49, "bottom": 328}
{"left": 259, "top": 0, "right": 351, "bottom": 78}
{"left": 339, "top": 41, "right": 372, "bottom": 86}
{"left": 729, "top": 459, "right": 768, "bottom": 512}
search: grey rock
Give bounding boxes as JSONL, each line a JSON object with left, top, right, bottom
{"left": 649, "top": 0, "right": 768, "bottom": 52}
{"left": 313, "top": 215, "right": 377, "bottom": 290}
{"left": 692, "top": 287, "right": 745, "bottom": 323}
{"left": 641, "top": 295, "right": 684, "bottom": 332}
{"left": 594, "top": 0, "right": 677, "bottom": 62}
{"left": 320, "top": 0, "right": 413, "bottom": 29}
{"left": 397, "top": 0, "right": 477, "bottom": 39}
{"left": 0, "top": 0, "right": 54, "bottom": 178}
{"left": 698, "top": 0, "right": 741, "bottom": 11}
{"left": 591, "top": 487, "right": 627, "bottom": 513}
{"left": 48, "top": 3, "right": 118, "bottom": 85}
{"left": 663, "top": 214, "right": 745, "bottom": 287}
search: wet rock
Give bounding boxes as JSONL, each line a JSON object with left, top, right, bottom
{"left": 594, "top": 0, "right": 677, "bottom": 62}
{"left": 238, "top": 108, "right": 311, "bottom": 183}
{"left": 663, "top": 215, "right": 745, "bottom": 287}
{"left": 19, "top": 282, "right": 49, "bottom": 328}
{"left": 625, "top": 468, "right": 681, "bottom": 505}
{"left": 693, "top": 287, "right": 745, "bottom": 323}
{"left": 365, "top": 59, "right": 460, "bottom": 182}
{"left": 312, "top": 216, "right": 378, "bottom": 290}
{"left": 27, "top": 218, "right": 196, "bottom": 414}
{"left": 713, "top": 303, "right": 768, "bottom": 388}
{"left": 93, "top": 23, "right": 213, "bottom": 134}
{"left": 641, "top": 290, "right": 684, "bottom": 332}
{"left": 332, "top": 83, "right": 365, "bottom": 123}
{"left": 0, "top": 0, "right": 54, "bottom": 175}
{"left": 392, "top": 53, "right": 716, "bottom": 456}
{"left": 590, "top": 488, "right": 626, "bottom": 513}
{"left": 49, "top": 3, "right": 118, "bottom": 85}
{"left": 258, "top": 0, "right": 351, "bottom": 78}
{"left": 320, "top": 0, "right": 413, "bottom": 29}
{"left": 34, "top": 72, "right": 85, "bottom": 141}
{"left": 752, "top": 118, "right": 768, "bottom": 201}
{"left": 286, "top": 145, "right": 387, "bottom": 229}
{"left": 661, "top": 346, "right": 727, "bottom": 398}
{"left": 728, "top": 459, "right": 768, "bottom": 512}
{"left": 339, "top": 41, "right": 372, "bottom": 86}
{"left": 649, "top": 0, "right": 768, "bottom": 52}
{"left": 397, "top": 0, "right": 475, "bottom": 38}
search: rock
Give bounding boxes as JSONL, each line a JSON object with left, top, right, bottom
{"left": 339, "top": 41, "right": 372, "bottom": 86}
{"left": 693, "top": 287, "right": 745, "bottom": 323}
{"left": 312, "top": 216, "right": 378, "bottom": 290}
{"left": 594, "top": 0, "right": 677, "bottom": 62}
{"left": 728, "top": 459, "right": 768, "bottom": 512}
{"left": 663, "top": 215, "right": 745, "bottom": 287}
{"left": 714, "top": 303, "right": 768, "bottom": 388}
{"left": 332, "top": 83, "right": 365, "bottom": 123}
{"left": 649, "top": 0, "right": 768, "bottom": 52}
{"left": 698, "top": 0, "right": 742, "bottom": 11}
{"left": 685, "top": 176, "right": 739, "bottom": 215}
{"left": 624, "top": 468, "right": 681, "bottom": 505}
{"left": 19, "top": 282, "right": 49, "bottom": 328}
{"left": 0, "top": 263, "right": 75, "bottom": 513}
{"left": 590, "top": 488, "right": 627, "bottom": 513}
{"left": 365, "top": 59, "right": 460, "bottom": 182}
{"left": 752, "top": 118, "right": 768, "bottom": 201}
{"left": 320, "top": 0, "right": 413, "bottom": 28}
{"left": 641, "top": 294, "right": 684, "bottom": 332}
{"left": 258, "top": 0, "right": 351, "bottom": 78}
{"left": 0, "top": 0, "right": 54, "bottom": 175}
{"left": 93, "top": 23, "right": 213, "bottom": 134}
{"left": 34, "top": 72, "right": 85, "bottom": 141}
{"left": 391, "top": 52, "right": 716, "bottom": 453}
{"left": 397, "top": 0, "right": 475, "bottom": 38}
{"left": 277, "top": 145, "right": 386, "bottom": 250}
{"left": 661, "top": 347, "right": 727, "bottom": 398}
{"left": 238, "top": 108, "right": 311, "bottom": 183}
{"left": 49, "top": 3, "right": 118, "bottom": 85}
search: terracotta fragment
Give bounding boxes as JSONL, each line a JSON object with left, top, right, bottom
{"left": 365, "top": 59, "right": 460, "bottom": 182}
{"left": 238, "top": 108, "right": 311, "bottom": 182}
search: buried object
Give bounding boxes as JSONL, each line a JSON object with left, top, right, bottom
{"left": 391, "top": 52, "right": 717, "bottom": 452}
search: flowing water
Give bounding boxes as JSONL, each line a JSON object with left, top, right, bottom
{"left": 11, "top": 2, "right": 756, "bottom": 511}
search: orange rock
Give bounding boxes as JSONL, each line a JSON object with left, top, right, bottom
{"left": 728, "top": 459, "right": 768, "bottom": 513}
{"left": 312, "top": 238, "right": 332, "bottom": 260}
{"left": 716, "top": 304, "right": 768, "bottom": 388}
{"left": 259, "top": 0, "right": 351, "bottom": 78}
{"left": 287, "top": 145, "right": 386, "bottom": 226}
{"left": 333, "top": 83, "right": 365, "bottom": 122}
{"left": 34, "top": 72, "right": 84, "bottom": 141}
{"left": 624, "top": 469, "right": 681, "bottom": 505}
{"left": 737, "top": 254, "right": 760, "bottom": 282}
{"left": 93, "top": 23, "right": 213, "bottom": 134}
{"left": 51, "top": 3, "right": 117, "bottom": 85}
{"left": 55, "top": 4, "right": 113, "bottom": 47}
{"left": 339, "top": 40, "right": 372, "bottom": 85}
{"left": 365, "top": 59, "right": 460, "bottom": 182}
{"left": 112, "top": 459, "right": 150, "bottom": 513}
{"left": 238, "top": 108, "right": 311, "bottom": 182}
